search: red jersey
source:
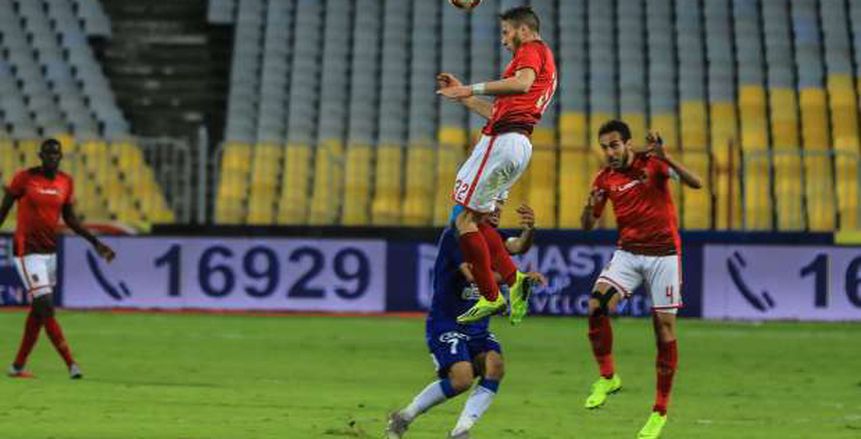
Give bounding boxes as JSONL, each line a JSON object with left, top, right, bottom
{"left": 591, "top": 155, "right": 680, "bottom": 255}
{"left": 5, "top": 167, "right": 74, "bottom": 255}
{"left": 483, "top": 40, "right": 557, "bottom": 136}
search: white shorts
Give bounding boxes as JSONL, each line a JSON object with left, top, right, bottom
{"left": 14, "top": 254, "right": 57, "bottom": 298}
{"left": 597, "top": 250, "right": 683, "bottom": 314}
{"left": 452, "top": 133, "right": 532, "bottom": 213}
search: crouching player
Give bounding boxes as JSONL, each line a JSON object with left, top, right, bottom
{"left": 386, "top": 201, "right": 543, "bottom": 438}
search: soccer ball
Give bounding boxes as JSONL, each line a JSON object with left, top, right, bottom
{"left": 449, "top": 0, "right": 482, "bottom": 11}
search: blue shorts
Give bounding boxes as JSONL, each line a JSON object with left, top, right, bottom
{"left": 427, "top": 330, "right": 502, "bottom": 378}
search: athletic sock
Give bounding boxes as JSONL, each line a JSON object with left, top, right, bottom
{"left": 452, "top": 378, "right": 499, "bottom": 435}
{"left": 653, "top": 339, "right": 678, "bottom": 415}
{"left": 13, "top": 311, "right": 42, "bottom": 368}
{"left": 401, "top": 378, "right": 457, "bottom": 422}
{"left": 43, "top": 316, "right": 75, "bottom": 368}
{"left": 588, "top": 313, "right": 615, "bottom": 378}
{"left": 458, "top": 231, "right": 499, "bottom": 301}
{"left": 478, "top": 223, "right": 518, "bottom": 286}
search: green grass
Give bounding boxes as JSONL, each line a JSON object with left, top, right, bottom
{"left": 0, "top": 311, "right": 859, "bottom": 438}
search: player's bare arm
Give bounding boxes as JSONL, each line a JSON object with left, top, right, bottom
{"left": 437, "top": 68, "right": 537, "bottom": 100}
{"left": 0, "top": 191, "right": 16, "bottom": 227}
{"left": 504, "top": 203, "right": 535, "bottom": 255}
{"left": 436, "top": 72, "right": 493, "bottom": 119}
{"left": 581, "top": 189, "right": 604, "bottom": 231}
{"left": 61, "top": 203, "right": 115, "bottom": 262}
{"left": 640, "top": 131, "right": 703, "bottom": 189}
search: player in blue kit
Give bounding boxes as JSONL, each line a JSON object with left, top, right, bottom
{"left": 386, "top": 199, "right": 543, "bottom": 439}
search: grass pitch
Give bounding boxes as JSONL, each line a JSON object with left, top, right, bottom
{"left": 0, "top": 311, "right": 859, "bottom": 438}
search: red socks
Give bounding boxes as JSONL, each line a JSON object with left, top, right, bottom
{"left": 44, "top": 316, "right": 75, "bottom": 368}
{"left": 458, "top": 231, "right": 499, "bottom": 301}
{"left": 478, "top": 223, "right": 518, "bottom": 286}
{"left": 653, "top": 339, "right": 678, "bottom": 415}
{"left": 588, "top": 313, "right": 615, "bottom": 378}
{"left": 13, "top": 311, "right": 42, "bottom": 368}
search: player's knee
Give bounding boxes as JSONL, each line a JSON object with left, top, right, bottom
{"left": 449, "top": 372, "right": 474, "bottom": 394}
{"left": 590, "top": 285, "right": 619, "bottom": 317}
{"left": 484, "top": 356, "right": 505, "bottom": 381}
{"left": 448, "top": 362, "right": 476, "bottom": 394}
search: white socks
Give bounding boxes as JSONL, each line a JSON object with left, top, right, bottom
{"left": 401, "top": 378, "right": 456, "bottom": 421}
{"left": 452, "top": 379, "right": 499, "bottom": 435}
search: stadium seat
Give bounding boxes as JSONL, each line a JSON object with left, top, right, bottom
{"left": 341, "top": 143, "right": 373, "bottom": 225}
{"left": 371, "top": 146, "right": 403, "bottom": 225}
{"left": 402, "top": 144, "right": 435, "bottom": 226}
{"left": 246, "top": 143, "right": 282, "bottom": 224}
{"left": 216, "top": 142, "right": 251, "bottom": 224}
{"left": 433, "top": 128, "right": 466, "bottom": 226}
{"left": 308, "top": 140, "right": 343, "bottom": 225}
{"left": 277, "top": 144, "right": 312, "bottom": 224}
{"left": 527, "top": 128, "right": 558, "bottom": 228}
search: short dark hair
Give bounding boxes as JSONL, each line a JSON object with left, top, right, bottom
{"left": 40, "top": 138, "right": 61, "bottom": 152}
{"left": 500, "top": 6, "right": 540, "bottom": 33}
{"left": 598, "top": 120, "right": 631, "bottom": 142}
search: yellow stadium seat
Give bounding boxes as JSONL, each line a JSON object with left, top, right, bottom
{"left": 0, "top": 138, "right": 19, "bottom": 184}
{"left": 737, "top": 86, "right": 771, "bottom": 230}
{"left": 371, "top": 145, "right": 403, "bottom": 225}
{"left": 834, "top": 153, "right": 859, "bottom": 230}
{"left": 215, "top": 142, "right": 251, "bottom": 224}
{"left": 309, "top": 140, "right": 344, "bottom": 225}
{"left": 772, "top": 153, "right": 805, "bottom": 230}
{"left": 559, "top": 112, "right": 587, "bottom": 148}
{"left": 768, "top": 88, "right": 804, "bottom": 230}
{"left": 526, "top": 127, "right": 558, "bottom": 228}
{"left": 558, "top": 148, "right": 600, "bottom": 228}
{"left": 16, "top": 139, "right": 40, "bottom": 168}
{"left": 827, "top": 75, "right": 860, "bottom": 151}
{"left": 769, "top": 88, "right": 800, "bottom": 149}
{"left": 114, "top": 142, "right": 145, "bottom": 171}
{"left": 681, "top": 149, "right": 711, "bottom": 229}
{"left": 799, "top": 88, "right": 830, "bottom": 150}
{"left": 709, "top": 102, "right": 740, "bottom": 229}
{"left": 680, "top": 101, "right": 708, "bottom": 148}
{"left": 621, "top": 113, "right": 646, "bottom": 146}
{"left": 402, "top": 143, "right": 436, "bottom": 226}
{"left": 649, "top": 112, "right": 683, "bottom": 220}
{"left": 805, "top": 155, "right": 837, "bottom": 231}
{"left": 341, "top": 144, "right": 373, "bottom": 225}
{"left": 277, "top": 144, "right": 312, "bottom": 224}
{"left": 246, "top": 143, "right": 283, "bottom": 224}
{"left": 433, "top": 127, "right": 468, "bottom": 225}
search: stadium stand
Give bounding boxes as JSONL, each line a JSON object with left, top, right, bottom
{"left": 211, "top": 0, "right": 861, "bottom": 231}
{"left": 0, "top": 0, "right": 173, "bottom": 229}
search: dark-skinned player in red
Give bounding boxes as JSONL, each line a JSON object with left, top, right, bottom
{"left": 0, "top": 138, "right": 116, "bottom": 379}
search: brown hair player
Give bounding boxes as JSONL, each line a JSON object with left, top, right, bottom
{"left": 436, "top": 6, "right": 557, "bottom": 326}
{"left": 581, "top": 120, "right": 703, "bottom": 438}
{"left": 0, "top": 138, "right": 115, "bottom": 379}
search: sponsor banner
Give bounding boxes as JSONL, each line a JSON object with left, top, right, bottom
{"left": 61, "top": 237, "right": 386, "bottom": 312}
{"left": 0, "top": 236, "right": 27, "bottom": 305}
{"left": 703, "top": 245, "right": 861, "bottom": 320}
{"left": 392, "top": 233, "right": 703, "bottom": 317}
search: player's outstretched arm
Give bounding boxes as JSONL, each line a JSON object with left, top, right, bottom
{"left": 0, "top": 191, "right": 15, "bottom": 228}
{"left": 436, "top": 72, "right": 493, "bottom": 119}
{"left": 61, "top": 203, "right": 116, "bottom": 262}
{"left": 505, "top": 203, "right": 535, "bottom": 255}
{"left": 437, "top": 68, "right": 536, "bottom": 100}
{"left": 645, "top": 131, "right": 703, "bottom": 189}
{"left": 581, "top": 189, "right": 604, "bottom": 231}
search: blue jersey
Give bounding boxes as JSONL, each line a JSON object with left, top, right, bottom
{"left": 426, "top": 227, "right": 491, "bottom": 337}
